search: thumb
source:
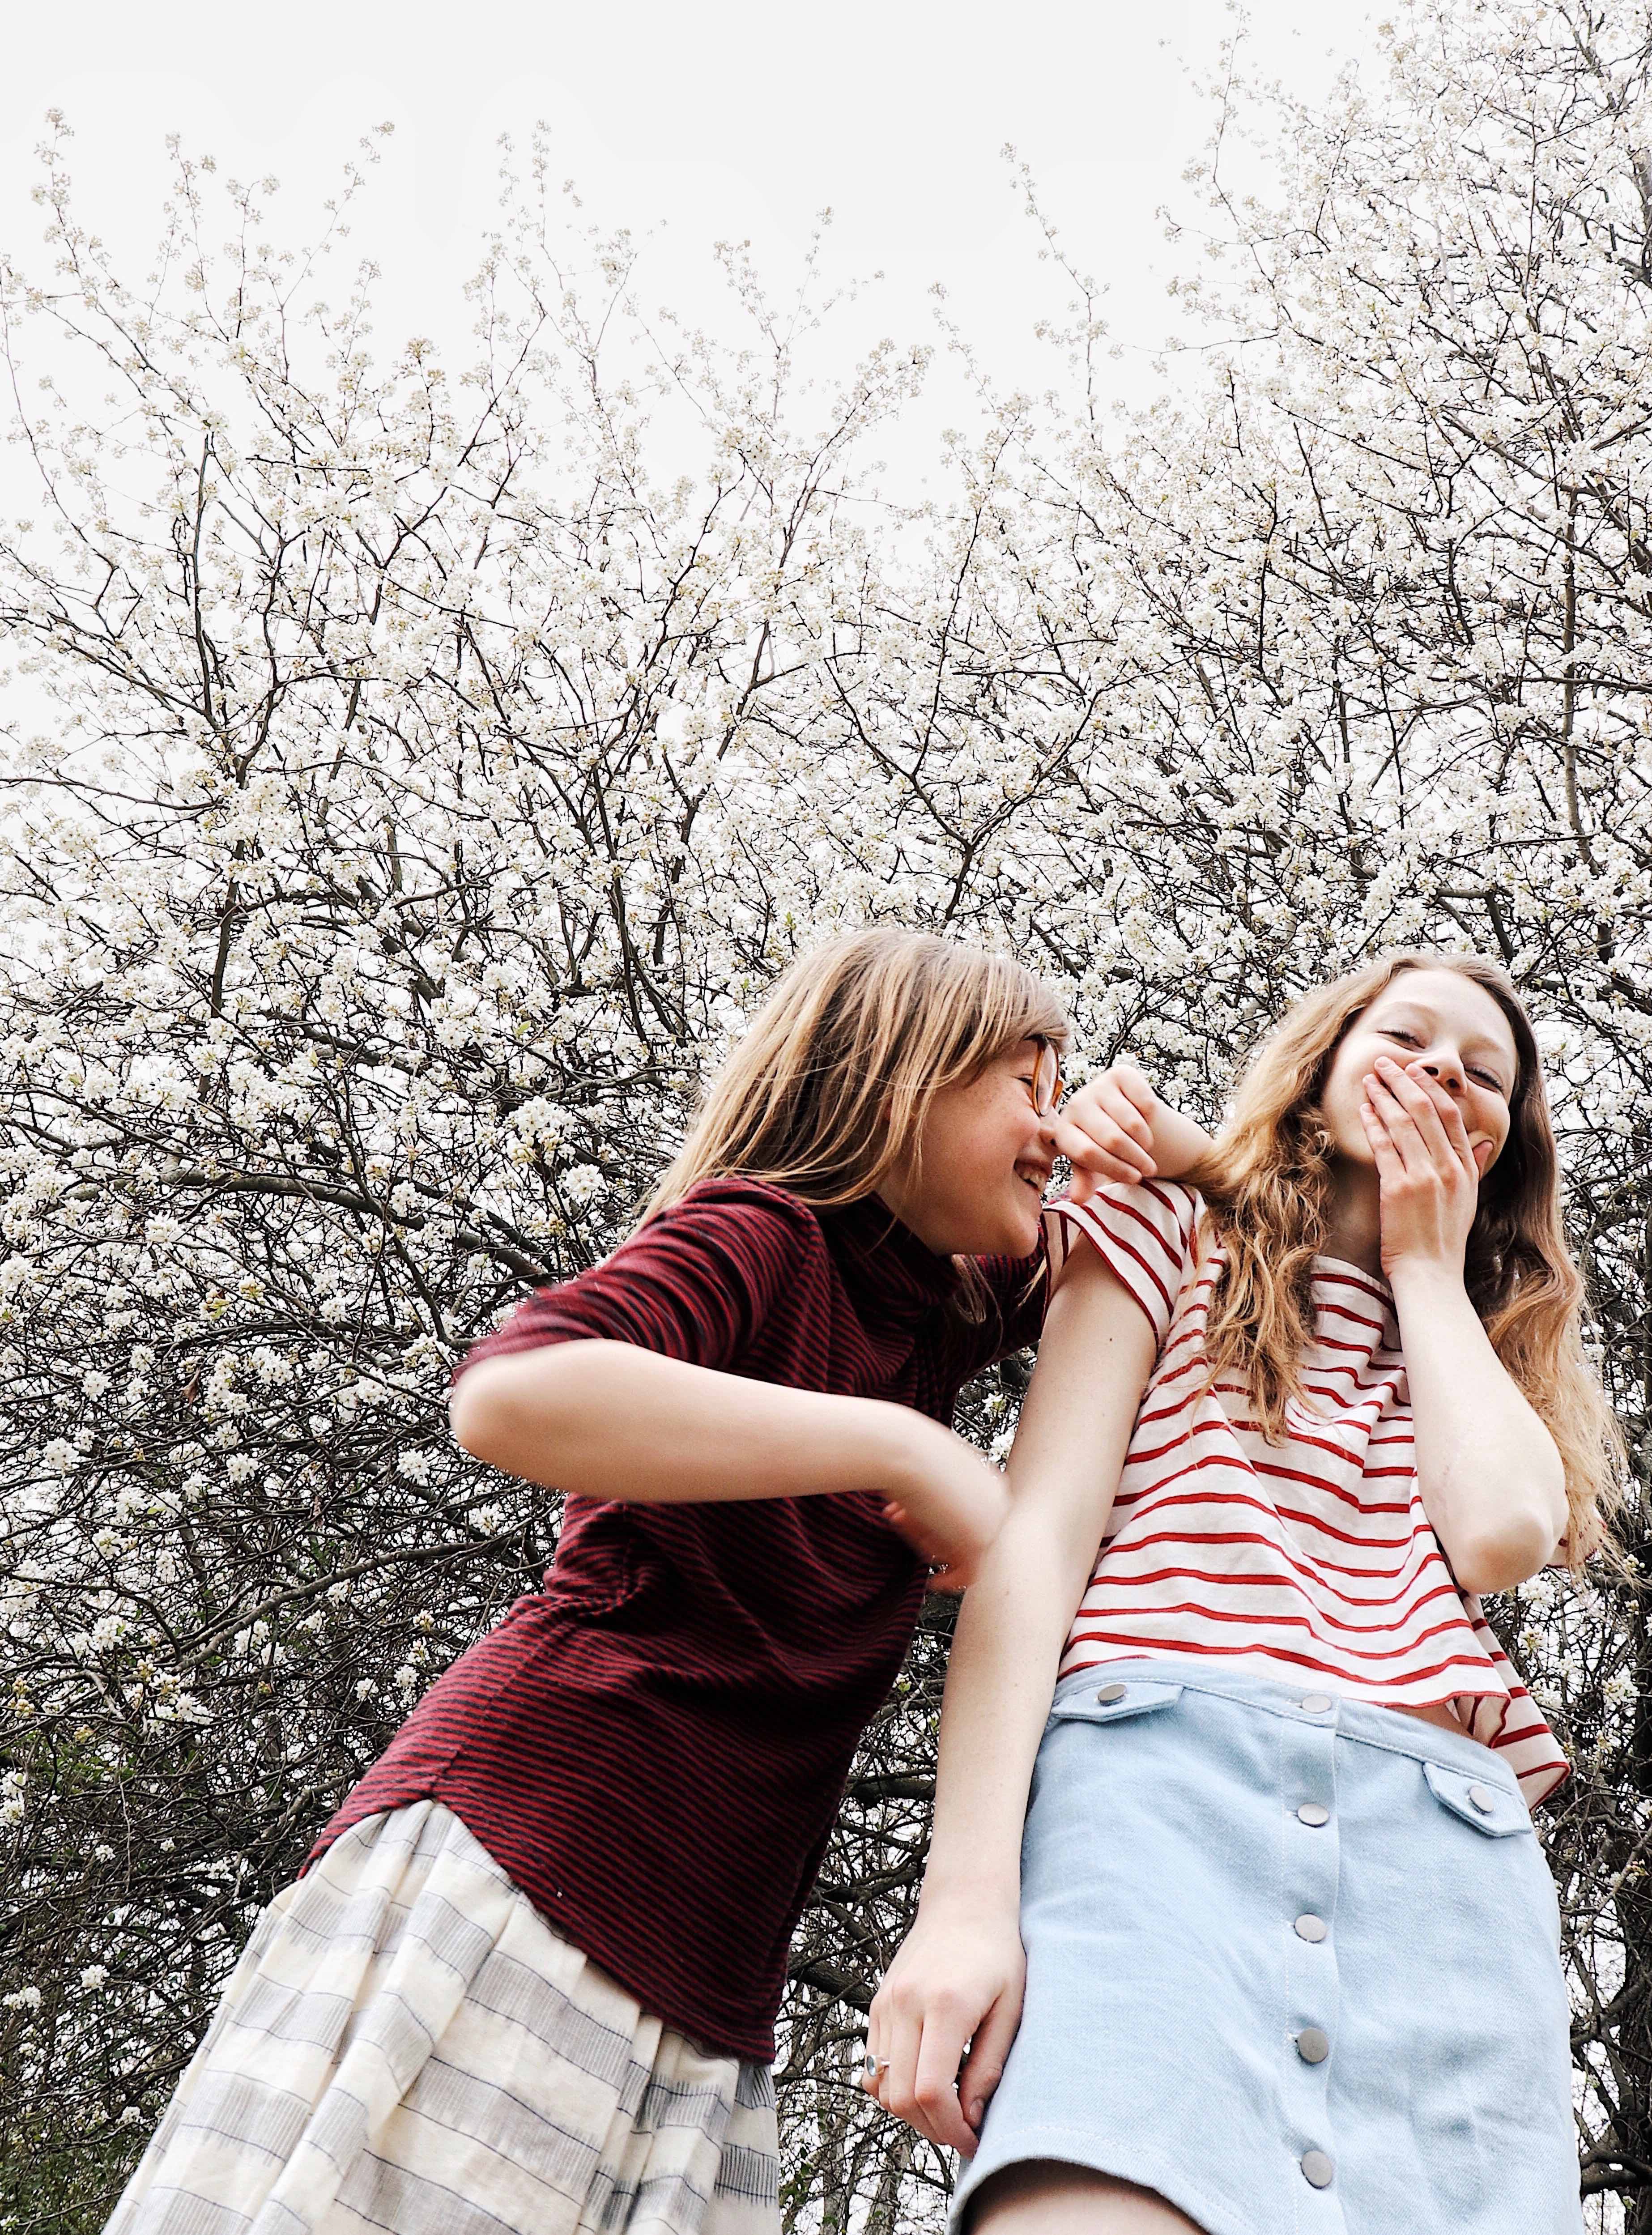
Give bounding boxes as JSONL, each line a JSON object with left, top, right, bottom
{"left": 1066, "top": 1161, "right": 1097, "bottom": 1206}
{"left": 957, "top": 1978, "right": 1025, "bottom": 2136}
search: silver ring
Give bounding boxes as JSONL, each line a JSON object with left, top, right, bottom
{"left": 862, "top": 2051, "right": 889, "bottom": 2081}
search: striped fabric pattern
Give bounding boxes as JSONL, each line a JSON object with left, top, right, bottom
{"left": 106, "top": 1802, "right": 780, "bottom": 2235}
{"left": 312, "top": 1179, "right": 1046, "bottom": 2060}
{"left": 1054, "top": 1183, "right": 1567, "bottom": 1806}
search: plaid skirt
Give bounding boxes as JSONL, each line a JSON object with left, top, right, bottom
{"left": 104, "top": 1801, "right": 780, "bottom": 2235}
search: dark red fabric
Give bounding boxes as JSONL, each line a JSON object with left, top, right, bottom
{"left": 309, "top": 1177, "right": 1044, "bottom": 2060}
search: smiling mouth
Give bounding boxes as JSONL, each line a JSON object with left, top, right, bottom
{"left": 1015, "top": 1162, "right": 1052, "bottom": 1195}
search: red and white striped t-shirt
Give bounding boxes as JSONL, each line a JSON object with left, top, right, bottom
{"left": 1055, "top": 1180, "right": 1567, "bottom": 1806}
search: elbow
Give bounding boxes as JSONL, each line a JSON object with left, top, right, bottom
{"left": 449, "top": 1351, "right": 570, "bottom": 1473}
{"left": 1449, "top": 1506, "right": 1565, "bottom": 1596}
{"left": 1450, "top": 1536, "right": 1545, "bottom": 1596}
{"left": 448, "top": 1363, "right": 511, "bottom": 1467}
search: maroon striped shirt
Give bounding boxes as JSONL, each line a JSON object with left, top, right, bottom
{"left": 310, "top": 1177, "right": 1044, "bottom": 2059}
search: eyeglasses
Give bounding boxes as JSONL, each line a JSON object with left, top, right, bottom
{"left": 1029, "top": 1040, "right": 1064, "bottom": 1119}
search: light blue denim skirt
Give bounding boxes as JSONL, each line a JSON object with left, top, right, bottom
{"left": 950, "top": 1659, "right": 1579, "bottom": 2235}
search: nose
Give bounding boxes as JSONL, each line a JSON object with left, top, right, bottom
{"left": 1416, "top": 1049, "right": 1465, "bottom": 1095}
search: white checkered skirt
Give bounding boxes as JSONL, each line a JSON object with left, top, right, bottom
{"left": 105, "top": 1801, "right": 780, "bottom": 2235}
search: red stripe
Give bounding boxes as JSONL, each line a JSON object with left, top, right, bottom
{"left": 1115, "top": 1451, "right": 1419, "bottom": 1527}
{"left": 1056, "top": 1192, "right": 1564, "bottom": 1806}
{"left": 1071, "top": 1591, "right": 1477, "bottom": 1655}
{"left": 1057, "top": 1203, "right": 1177, "bottom": 1323}
{"left": 1093, "top": 1525, "right": 1446, "bottom": 1604}
{"left": 1081, "top": 1562, "right": 1460, "bottom": 1618}
{"left": 1062, "top": 1633, "right": 1515, "bottom": 1690}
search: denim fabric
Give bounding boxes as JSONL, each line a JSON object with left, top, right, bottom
{"left": 951, "top": 1660, "right": 1579, "bottom": 2235}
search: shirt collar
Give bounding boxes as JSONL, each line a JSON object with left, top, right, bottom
{"left": 817, "top": 1193, "right": 961, "bottom": 1329}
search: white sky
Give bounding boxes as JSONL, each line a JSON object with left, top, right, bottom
{"left": 0, "top": 0, "right": 1383, "bottom": 473}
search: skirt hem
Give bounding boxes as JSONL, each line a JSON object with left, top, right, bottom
{"left": 953, "top": 2133, "right": 1256, "bottom": 2235}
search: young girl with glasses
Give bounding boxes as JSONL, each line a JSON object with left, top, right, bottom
{"left": 107, "top": 928, "right": 1197, "bottom": 2235}
{"left": 866, "top": 952, "right": 1620, "bottom": 2235}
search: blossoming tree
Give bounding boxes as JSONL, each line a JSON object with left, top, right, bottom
{"left": 1, "top": 1, "right": 1649, "bottom": 2227}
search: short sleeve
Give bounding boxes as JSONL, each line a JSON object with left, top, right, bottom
{"left": 452, "top": 1178, "right": 816, "bottom": 1384}
{"left": 1049, "top": 1181, "right": 1200, "bottom": 1348}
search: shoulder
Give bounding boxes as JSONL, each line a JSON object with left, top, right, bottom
{"left": 634, "top": 1175, "right": 829, "bottom": 1281}
{"left": 1047, "top": 1181, "right": 1203, "bottom": 1342}
{"left": 651, "top": 1174, "right": 826, "bottom": 1244}
{"left": 1053, "top": 1180, "right": 1201, "bottom": 1260}
{"left": 462, "top": 1176, "right": 826, "bottom": 1375}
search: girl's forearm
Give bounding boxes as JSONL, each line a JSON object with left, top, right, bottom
{"left": 918, "top": 1248, "right": 1156, "bottom": 1911}
{"left": 1149, "top": 1098, "right": 1215, "bottom": 1179}
{"left": 1390, "top": 1264, "right": 1568, "bottom": 1590}
{"left": 919, "top": 1517, "right": 1088, "bottom": 1912}
{"left": 450, "top": 1340, "right": 932, "bottom": 1506}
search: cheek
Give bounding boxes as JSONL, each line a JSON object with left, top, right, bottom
{"left": 1320, "top": 1048, "right": 1368, "bottom": 1120}
{"left": 941, "top": 1101, "right": 1022, "bottom": 1188}
{"left": 1325, "top": 1039, "right": 1372, "bottom": 1098}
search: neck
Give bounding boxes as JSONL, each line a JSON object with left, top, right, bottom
{"left": 1321, "top": 1160, "right": 1384, "bottom": 1277}
{"left": 871, "top": 1184, "right": 946, "bottom": 1258}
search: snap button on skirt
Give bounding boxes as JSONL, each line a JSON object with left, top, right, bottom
{"left": 950, "top": 1660, "right": 1580, "bottom": 2235}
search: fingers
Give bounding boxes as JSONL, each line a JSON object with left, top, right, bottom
{"left": 872, "top": 2001, "right": 938, "bottom": 2151}
{"left": 860, "top": 2005, "right": 886, "bottom": 2103}
{"left": 1054, "top": 1114, "right": 1156, "bottom": 1191}
{"left": 1110, "top": 1061, "right": 1158, "bottom": 1122}
{"left": 1055, "top": 1099, "right": 1153, "bottom": 1189}
{"left": 1358, "top": 1090, "right": 1406, "bottom": 1182}
{"left": 1056, "top": 1065, "right": 1159, "bottom": 1194}
{"left": 1366, "top": 1059, "right": 1475, "bottom": 1182}
{"left": 1402, "top": 1060, "right": 1478, "bottom": 1178}
{"left": 957, "top": 1976, "right": 1025, "bottom": 2142}
{"left": 888, "top": 2001, "right": 979, "bottom": 2156}
{"left": 1361, "top": 1064, "right": 1431, "bottom": 1173}
{"left": 910, "top": 2017, "right": 982, "bottom": 2156}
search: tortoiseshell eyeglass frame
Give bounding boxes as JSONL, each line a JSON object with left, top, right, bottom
{"left": 1029, "top": 1039, "right": 1063, "bottom": 1119}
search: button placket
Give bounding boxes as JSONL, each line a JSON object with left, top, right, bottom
{"left": 1279, "top": 1705, "right": 1345, "bottom": 2227}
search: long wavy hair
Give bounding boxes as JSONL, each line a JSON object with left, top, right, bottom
{"left": 643, "top": 928, "right": 1068, "bottom": 1241}
{"left": 1190, "top": 952, "right": 1622, "bottom": 1568}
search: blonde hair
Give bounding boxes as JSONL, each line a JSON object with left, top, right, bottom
{"left": 1191, "top": 951, "right": 1623, "bottom": 1569}
{"left": 644, "top": 929, "right": 1068, "bottom": 1238}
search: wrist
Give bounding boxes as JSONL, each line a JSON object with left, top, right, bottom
{"left": 1385, "top": 1254, "right": 1466, "bottom": 1299}
{"left": 866, "top": 1402, "right": 950, "bottom": 1501}
{"left": 917, "top": 1867, "right": 1021, "bottom": 1925}
{"left": 1151, "top": 1105, "right": 1215, "bottom": 1180}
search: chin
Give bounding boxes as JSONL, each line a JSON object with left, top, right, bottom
{"left": 997, "top": 1198, "right": 1044, "bottom": 1258}
{"left": 1328, "top": 1130, "right": 1378, "bottom": 1169}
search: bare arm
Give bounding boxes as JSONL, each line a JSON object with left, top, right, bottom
{"left": 1364, "top": 1058, "right": 1568, "bottom": 1592}
{"left": 864, "top": 1246, "right": 1156, "bottom": 2155}
{"left": 450, "top": 1341, "right": 1010, "bottom": 1586}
